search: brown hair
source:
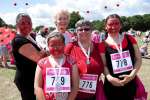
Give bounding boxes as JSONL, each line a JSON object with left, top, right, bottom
{"left": 75, "top": 19, "right": 93, "bottom": 29}
{"left": 105, "top": 14, "right": 122, "bottom": 34}
{"left": 46, "top": 31, "right": 65, "bottom": 45}
{"left": 16, "top": 13, "right": 31, "bottom": 24}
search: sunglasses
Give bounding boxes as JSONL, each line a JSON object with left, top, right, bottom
{"left": 77, "top": 28, "right": 91, "bottom": 32}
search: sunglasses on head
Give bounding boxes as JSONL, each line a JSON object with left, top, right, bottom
{"left": 77, "top": 28, "right": 91, "bottom": 32}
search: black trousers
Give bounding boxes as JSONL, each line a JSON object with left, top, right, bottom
{"left": 14, "top": 81, "right": 36, "bottom": 100}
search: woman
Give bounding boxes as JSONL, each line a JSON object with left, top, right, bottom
{"left": 65, "top": 19, "right": 105, "bottom": 100}
{"left": 12, "top": 13, "right": 46, "bottom": 100}
{"left": 99, "top": 14, "right": 142, "bottom": 100}
{"left": 54, "top": 9, "right": 74, "bottom": 44}
{"left": 34, "top": 32, "right": 79, "bottom": 100}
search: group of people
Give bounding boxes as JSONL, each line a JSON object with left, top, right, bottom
{"left": 0, "top": 25, "right": 16, "bottom": 68}
{"left": 138, "top": 31, "right": 150, "bottom": 57}
{"left": 11, "top": 9, "right": 145, "bottom": 100}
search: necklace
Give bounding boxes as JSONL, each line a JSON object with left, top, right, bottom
{"left": 78, "top": 41, "right": 91, "bottom": 64}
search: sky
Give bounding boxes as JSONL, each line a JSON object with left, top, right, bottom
{"left": 0, "top": 0, "right": 150, "bottom": 28}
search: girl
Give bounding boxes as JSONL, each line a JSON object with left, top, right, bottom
{"left": 34, "top": 32, "right": 79, "bottom": 100}
{"left": 99, "top": 14, "right": 142, "bottom": 100}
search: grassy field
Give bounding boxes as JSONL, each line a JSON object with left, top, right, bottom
{"left": 0, "top": 67, "right": 21, "bottom": 100}
{"left": 0, "top": 57, "right": 150, "bottom": 100}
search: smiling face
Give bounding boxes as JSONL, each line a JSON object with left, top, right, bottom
{"left": 55, "top": 14, "right": 69, "bottom": 32}
{"left": 105, "top": 17, "right": 121, "bottom": 35}
{"left": 17, "top": 16, "right": 32, "bottom": 36}
{"left": 48, "top": 36, "right": 65, "bottom": 58}
{"left": 76, "top": 25, "right": 92, "bottom": 42}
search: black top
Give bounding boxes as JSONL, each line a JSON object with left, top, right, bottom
{"left": 105, "top": 34, "right": 135, "bottom": 78}
{"left": 12, "top": 34, "right": 40, "bottom": 88}
{"left": 104, "top": 34, "right": 136, "bottom": 100}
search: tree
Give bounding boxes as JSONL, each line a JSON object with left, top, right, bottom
{"left": 121, "top": 16, "right": 130, "bottom": 32}
{"left": 143, "top": 14, "right": 150, "bottom": 31}
{"left": 91, "top": 20, "right": 104, "bottom": 31}
{"left": 0, "top": 17, "right": 6, "bottom": 27}
{"left": 68, "top": 11, "right": 83, "bottom": 29}
{"left": 128, "top": 15, "right": 146, "bottom": 31}
{"left": 34, "top": 25, "right": 44, "bottom": 32}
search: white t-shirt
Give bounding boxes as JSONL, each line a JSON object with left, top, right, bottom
{"left": 35, "top": 32, "right": 47, "bottom": 50}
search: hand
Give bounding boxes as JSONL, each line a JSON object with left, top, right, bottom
{"left": 119, "top": 74, "right": 134, "bottom": 85}
{"left": 40, "top": 50, "right": 48, "bottom": 57}
{"left": 106, "top": 75, "right": 124, "bottom": 87}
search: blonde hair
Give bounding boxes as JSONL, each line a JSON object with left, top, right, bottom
{"left": 54, "top": 9, "right": 70, "bottom": 24}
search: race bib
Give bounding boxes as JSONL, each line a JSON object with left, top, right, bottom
{"left": 79, "top": 74, "right": 98, "bottom": 94}
{"left": 46, "top": 68, "right": 71, "bottom": 93}
{"left": 111, "top": 50, "right": 133, "bottom": 74}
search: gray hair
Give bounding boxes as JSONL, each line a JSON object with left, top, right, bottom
{"left": 75, "top": 19, "right": 92, "bottom": 29}
{"left": 54, "top": 9, "right": 70, "bottom": 24}
{"left": 16, "top": 13, "right": 31, "bottom": 24}
{"left": 46, "top": 31, "right": 65, "bottom": 45}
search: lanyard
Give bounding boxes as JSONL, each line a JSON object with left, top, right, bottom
{"left": 48, "top": 55, "right": 64, "bottom": 76}
{"left": 78, "top": 41, "right": 91, "bottom": 64}
{"left": 108, "top": 34, "right": 123, "bottom": 58}
{"left": 114, "top": 34, "right": 123, "bottom": 58}
{"left": 115, "top": 41, "right": 123, "bottom": 59}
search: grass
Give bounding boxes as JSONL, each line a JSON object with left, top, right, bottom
{"left": 0, "top": 57, "right": 150, "bottom": 100}
{"left": 138, "top": 58, "right": 150, "bottom": 100}
{"left": 0, "top": 67, "right": 21, "bottom": 100}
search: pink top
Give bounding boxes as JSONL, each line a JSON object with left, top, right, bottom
{"left": 91, "top": 33, "right": 100, "bottom": 43}
{"left": 37, "top": 55, "right": 75, "bottom": 100}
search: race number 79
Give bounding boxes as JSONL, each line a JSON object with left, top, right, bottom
{"left": 51, "top": 76, "right": 65, "bottom": 86}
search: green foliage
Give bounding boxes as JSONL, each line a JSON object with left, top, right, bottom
{"left": 34, "top": 25, "right": 44, "bottom": 32}
{"left": 121, "top": 16, "right": 130, "bottom": 32}
{"left": 68, "top": 11, "right": 82, "bottom": 28}
{"left": 0, "top": 17, "right": 6, "bottom": 27}
{"left": 92, "top": 20, "right": 104, "bottom": 31}
{"left": 143, "top": 14, "right": 150, "bottom": 31}
{"left": 128, "top": 15, "right": 146, "bottom": 31}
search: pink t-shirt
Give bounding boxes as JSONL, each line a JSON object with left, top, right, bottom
{"left": 37, "top": 55, "right": 75, "bottom": 100}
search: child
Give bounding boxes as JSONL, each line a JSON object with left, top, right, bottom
{"left": 34, "top": 32, "right": 79, "bottom": 100}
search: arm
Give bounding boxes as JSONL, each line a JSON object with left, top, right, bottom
{"left": 100, "top": 53, "right": 123, "bottom": 86}
{"left": 120, "top": 44, "right": 142, "bottom": 84}
{"left": 19, "top": 43, "right": 46, "bottom": 63}
{"left": 67, "top": 64, "right": 79, "bottom": 100}
{"left": 34, "top": 65, "right": 45, "bottom": 100}
{"left": 130, "top": 44, "right": 142, "bottom": 77}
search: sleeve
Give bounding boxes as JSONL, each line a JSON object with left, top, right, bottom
{"left": 127, "top": 34, "right": 137, "bottom": 44}
{"left": 64, "top": 42, "right": 74, "bottom": 55}
{"left": 98, "top": 42, "right": 106, "bottom": 53}
{"left": 12, "top": 36, "right": 29, "bottom": 52}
